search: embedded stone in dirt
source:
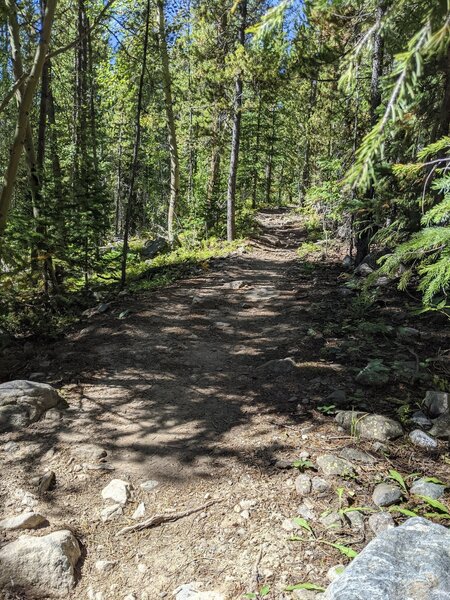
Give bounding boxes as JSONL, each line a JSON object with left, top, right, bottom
{"left": 256, "top": 357, "right": 298, "bottom": 375}
{"left": 372, "top": 483, "right": 402, "bottom": 507}
{"left": 132, "top": 502, "right": 145, "bottom": 519}
{"left": 423, "top": 390, "right": 448, "bottom": 417}
{"left": 174, "top": 581, "right": 225, "bottom": 600}
{"left": 410, "top": 410, "right": 432, "bottom": 429}
{"left": 101, "top": 503, "right": 123, "bottom": 521}
{"left": 101, "top": 479, "right": 131, "bottom": 505}
{"left": 368, "top": 512, "right": 395, "bottom": 535}
{"left": 0, "top": 529, "right": 81, "bottom": 598}
{"left": 320, "top": 511, "right": 344, "bottom": 530}
{"left": 326, "top": 389, "right": 347, "bottom": 406}
{"left": 335, "top": 411, "right": 403, "bottom": 442}
{"left": 244, "top": 287, "right": 280, "bottom": 302}
{"left": 71, "top": 443, "right": 107, "bottom": 461}
{"left": 338, "top": 447, "right": 376, "bottom": 464}
{"left": 95, "top": 559, "right": 117, "bottom": 573}
{"left": 323, "top": 518, "right": 450, "bottom": 599}
{"left": 191, "top": 295, "right": 219, "bottom": 309}
{"left": 410, "top": 477, "right": 445, "bottom": 500}
{"left": 0, "top": 380, "right": 63, "bottom": 433}
{"left": 222, "top": 280, "right": 246, "bottom": 290}
{"left": 295, "top": 474, "right": 312, "bottom": 496}
{"left": 345, "top": 510, "right": 364, "bottom": 530}
{"left": 38, "top": 470, "right": 56, "bottom": 493}
{"left": 0, "top": 512, "right": 47, "bottom": 531}
{"left": 140, "top": 479, "right": 159, "bottom": 491}
{"left": 316, "top": 454, "right": 355, "bottom": 477}
{"left": 429, "top": 413, "right": 450, "bottom": 439}
{"left": 312, "top": 476, "right": 330, "bottom": 493}
{"left": 409, "top": 429, "right": 438, "bottom": 450}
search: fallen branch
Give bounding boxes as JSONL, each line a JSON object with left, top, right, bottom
{"left": 117, "top": 500, "right": 220, "bottom": 536}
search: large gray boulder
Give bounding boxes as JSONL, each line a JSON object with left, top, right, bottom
{"left": 335, "top": 411, "right": 403, "bottom": 442}
{"left": 0, "top": 529, "right": 81, "bottom": 598}
{"left": 0, "top": 380, "right": 63, "bottom": 433}
{"left": 324, "top": 517, "right": 450, "bottom": 599}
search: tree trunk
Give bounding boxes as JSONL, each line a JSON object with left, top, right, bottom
{"left": 157, "top": 0, "right": 180, "bottom": 244}
{"left": 120, "top": 0, "right": 150, "bottom": 287}
{"left": 300, "top": 76, "right": 318, "bottom": 200}
{"left": 115, "top": 122, "right": 123, "bottom": 236}
{"left": 0, "top": 0, "right": 57, "bottom": 236}
{"left": 206, "top": 111, "right": 222, "bottom": 230}
{"left": 226, "top": 0, "right": 247, "bottom": 242}
{"left": 251, "top": 91, "right": 262, "bottom": 209}
{"left": 264, "top": 106, "right": 276, "bottom": 205}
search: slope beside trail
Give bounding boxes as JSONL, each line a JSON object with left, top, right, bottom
{"left": 1, "top": 208, "right": 448, "bottom": 599}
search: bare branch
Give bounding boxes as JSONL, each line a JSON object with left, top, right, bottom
{"left": 0, "top": 73, "right": 26, "bottom": 114}
{"left": 47, "top": 0, "right": 116, "bottom": 59}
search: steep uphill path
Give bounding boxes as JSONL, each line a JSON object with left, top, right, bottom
{"left": 1, "top": 208, "right": 448, "bottom": 599}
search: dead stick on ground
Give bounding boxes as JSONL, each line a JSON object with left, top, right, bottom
{"left": 117, "top": 500, "right": 220, "bottom": 536}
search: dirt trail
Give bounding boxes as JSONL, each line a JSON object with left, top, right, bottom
{"left": 41, "top": 208, "right": 311, "bottom": 482}
{"left": 2, "top": 209, "right": 447, "bottom": 599}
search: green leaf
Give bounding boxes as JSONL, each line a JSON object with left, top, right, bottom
{"left": 244, "top": 594, "right": 256, "bottom": 599}
{"left": 418, "top": 495, "right": 450, "bottom": 515}
{"left": 325, "top": 542, "right": 358, "bottom": 558}
{"left": 388, "top": 469, "right": 407, "bottom": 493}
{"left": 293, "top": 517, "right": 313, "bottom": 533}
{"left": 389, "top": 507, "right": 418, "bottom": 517}
{"left": 260, "top": 585, "right": 270, "bottom": 597}
{"left": 424, "top": 512, "right": 450, "bottom": 520}
{"left": 292, "top": 459, "right": 315, "bottom": 471}
{"left": 285, "top": 583, "right": 326, "bottom": 592}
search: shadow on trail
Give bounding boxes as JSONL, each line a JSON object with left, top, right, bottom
{"left": 2, "top": 209, "right": 443, "bottom": 483}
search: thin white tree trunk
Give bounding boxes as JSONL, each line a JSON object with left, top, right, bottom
{"left": 0, "top": 0, "right": 57, "bottom": 235}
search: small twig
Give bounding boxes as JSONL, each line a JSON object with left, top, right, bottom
{"left": 116, "top": 500, "right": 220, "bottom": 536}
{"left": 252, "top": 544, "right": 264, "bottom": 588}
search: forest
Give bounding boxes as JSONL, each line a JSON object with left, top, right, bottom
{"left": 0, "top": 0, "right": 449, "bottom": 333}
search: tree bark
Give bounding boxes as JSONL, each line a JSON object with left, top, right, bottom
{"left": 120, "top": 0, "right": 150, "bottom": 287}
{"left": 157, "top": 0, "right": 180, "bottom": 244}
{"left": 0, "top": 0, "right": 57, "bottom": 236}
{"left": 264, "top": 106, "right": 276, "bottom": 205}
{"left": 226, "top": 0, "right": 247, "bottom": 242}
{"left": 251, "top": 91, "right": 262, "bottom": 209}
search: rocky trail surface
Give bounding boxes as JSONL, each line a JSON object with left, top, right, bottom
{"left": 1, "top": 209, "right": 449, "bottom": 600}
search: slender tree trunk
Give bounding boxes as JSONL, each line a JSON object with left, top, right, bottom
{"left": 47, "top": 66, "right": 65, "bottom": 277}
{"left": 355, "top": 0, "right": 385, "bottom": 265}
{"left": 87, "top": 23, "right": 100, "bottom": 181}
{"left": 300, "top": 76, "right": 318, "bottom": 200}
{"left": 206, "top": 112, "right": 222, "bottom": 229}
{"left": 0, "top": 0, "right": 57, "bottom": 236}
{"left": 157, "top": 0, "right": 179, "bottom": 244}
{"left": 115, "top": 122, "right": 123, "bottom": 236}
{"left": 264, "top": 106, "right": 276, "bottom": 204}
{"left": 226, "top": 0, "right": 247, "bottom": 242}
{"left": 120, "top": 0, "right": 150, "bottom": 287}
{"left": 251, "top": 91, "right": 262, "bottom": 209}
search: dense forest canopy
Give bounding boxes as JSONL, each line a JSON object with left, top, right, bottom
{"left": 0, "top": 0, "right": 449, "bottom": 333}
